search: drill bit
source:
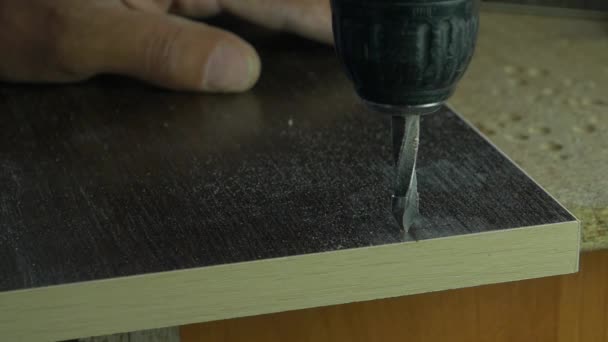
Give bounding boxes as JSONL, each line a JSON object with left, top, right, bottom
{"left": 391, "top": 115, "right": 420, "bottom": 232}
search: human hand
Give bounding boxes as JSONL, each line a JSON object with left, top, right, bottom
{"left": 0, "top": 0, "right": 332, "bottom": 92}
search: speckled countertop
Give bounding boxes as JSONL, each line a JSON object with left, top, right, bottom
{"left": 451, "top": 11, "right": 608, "bottom": 251}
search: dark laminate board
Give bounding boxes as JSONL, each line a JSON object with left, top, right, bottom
{"left": 0, "top": 34, "right": 574, "bottom": 294}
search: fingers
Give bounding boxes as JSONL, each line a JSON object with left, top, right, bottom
{"left": 123, "top": 0, "right": 221, "bottom": 17}
{"left": 1, "top": 0, "right": 329, "bottom": 90}
{"left": 218, "top": 0, "right": 333, "bottom": 44}
{"left": 79, "top": 7, "right": 261, "bottom": 92}
{"left": 122, "top": 0, "right": 172, "bottom": 12}
{"left": 171, "top": 0, "right": 222, "bottom": 18}
{"left": 169, "top": 0, "right": 333, "bottom": 44}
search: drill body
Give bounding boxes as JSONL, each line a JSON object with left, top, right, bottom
{"left": 331, "top": 0, "right": 479, "bottom": 115}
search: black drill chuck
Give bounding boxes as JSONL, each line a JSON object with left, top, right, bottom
{"left": 331, "top": 0, "right": 479, "bottom": 114}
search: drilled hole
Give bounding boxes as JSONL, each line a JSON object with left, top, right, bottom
{"left": 560, "top": 155, "right": 570, "bottom": 160}
{"left": 574, "top": 124, "right": 598, "bottom": 134}
{"left": 484, "top": 128, "right": 496, "bottom": 136}
{"left": 542, "top": 142, "right": 564, "bottom": 151}
{"left": 593, "top": 99, "right": 607, "bottom": 106}
{"left": 476, "top": 123, "right": 496, "bottom": 136}
{"left": 585, "top": 124, "right": 597, "bottom": 133}
{"left": 539, "top": 127, "right": 551, "bottom": 134}
{"left": 510, "top": 113, "right": 523, "bottom": 122}
{"left": 517, "top": 134, "right": 529, "bottom": 141}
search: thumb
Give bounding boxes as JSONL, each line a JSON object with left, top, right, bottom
{"left": 82, "top": 8, "right": 261, "bottom": 92}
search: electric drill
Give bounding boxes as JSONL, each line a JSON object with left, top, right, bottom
{"left": 330, "top": 0, "right": 479, "bottom": 230}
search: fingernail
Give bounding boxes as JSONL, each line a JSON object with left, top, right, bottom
{"left": 202, "top": 43, "right": 258, "bottom": 92}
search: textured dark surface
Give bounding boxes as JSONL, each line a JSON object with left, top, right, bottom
{"left": 0, "top": 34, "right": 573, "bottom": 293}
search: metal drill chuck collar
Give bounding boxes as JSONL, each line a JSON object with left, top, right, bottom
{"left": 364, "top": 100, "right": 444, "bottom": 117}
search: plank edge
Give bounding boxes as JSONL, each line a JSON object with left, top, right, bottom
{"left": 0, "top": 221, "right": 579, "bottom": 341}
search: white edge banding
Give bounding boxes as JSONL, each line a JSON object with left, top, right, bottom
{"left": 0, "top": 221, "right": 579, "bottom": 341}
